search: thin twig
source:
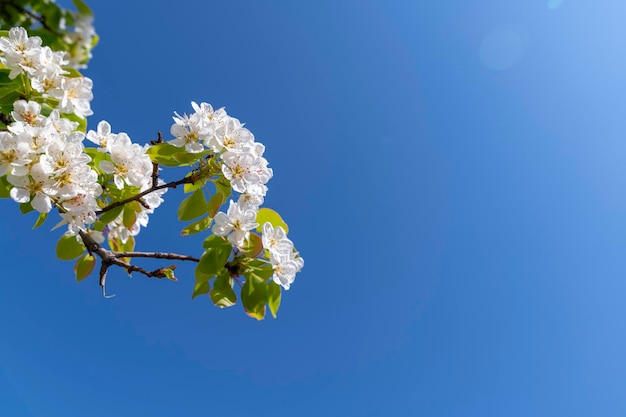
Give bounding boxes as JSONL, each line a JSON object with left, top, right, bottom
{"left": 97, "top": 175, "right": 196, "bottom": 214}
{"left": 78, "top": 230, "right": 199, "bottom": 298}
{"left": 150, "top": 132, "right": 162, "bottom": 188}
{"left": 114, "top": 252, "right": 200, "bottom": 262}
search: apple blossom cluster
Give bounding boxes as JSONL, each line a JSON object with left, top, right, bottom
{"left": 0, "top": 99, "right": 102, "bottom": 233}
{"left": 0, "top": 27, "right": 94, "bottom": 117}
{"left": 0, "top": 28, "right": 161, "bottom": 241}
{"left": 86, "top": 120, "right": 167, "bottom": 243}
{"left": 169, "top": 102, "right": 304, "bottom": 289}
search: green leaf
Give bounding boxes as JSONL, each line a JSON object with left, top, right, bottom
{"left": 240, "top": 233, "right": 263, "bottom": 258}
{"left": 118, "top": 235, "right": 135, "bottom": 253}
{"left": 183, "top": 175, "right": 205, "bottom": 193}
{"left": 173, "top": 150, "right": 208, "bottom": 165}
{"left": 214, "top": 178, "right": 232, "bottom": 197}
{"left": 206, "top": 191, "right": 225, "bottom": 218}
{"left": 241, "top": 278, "right": 267, "bottom": 320}
{"left": 255, "top": 208, "right": 289, "bottom": 233}
{"left": 267, "top": 281, "right": 282, "bottom": 318}
{"left": 74, "top": 253, "right": 96, "bottom": 282}
{"left": 72, "top": 0, "right": 93, "bottom": 16}
{"left": 32, "top": 211, "right": 48, "bottom": 229}
{"left": 192, "top": 280, "right": 210, "bottom": 299}
{"left": 145, "top": 143, "right": 186, "bottom": 166}
{"left": 122, "top": 206, "right": 137, "bottom": 230}
{"left": 0, "top": 88, "right": 21, "bottom": 106}
{"left": 180, "top": 215, "right": 213, "bottom": 236}
{"left": 195, "top": 265, "right": 213, "bottom": 283}
{"left": 0, "top": 176, "right": 11, "bottom": 198}
{"left": 56, "top": 234, "right": 85, "bottom": 260}
{"left": 98, "top": 204, "right": 124, "bottom": 225}
{"left": 127, "top": 201, "right": 143, "bottom": 212}
{"left": 178, "top": 188, "right": 207, "bottom": 221}
{"left": 19, "top": 202, "right": 34, "bottom": 214}
{"left": 197, "top": 236, "right": 232, "bottom": 276}
{"left": 243, "top": 259, "right": 274, "bottom": 283}
{"left": 210, "top": 271, "right": 236, "bottom": 307}
{"left": 161, "top": 267, "right": 178, "bottom": 281}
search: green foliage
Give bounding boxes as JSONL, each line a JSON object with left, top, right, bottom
{"left": 72, "top": 0, "right": 93, "bottom": 17}
{"left": 146, "top": 143, "right": 208, "bottom": 167}
{"left": 210, "top": 270, "right": 237, "bottom": 307}
{"left": 180, "top": 215, "right": 212, "bottom": 236}
{"left": 255, "top": 208, "right": 289, "bottom": 233}
{"left": 240, "top": 233, "right": 263, "bottom": 258}
{"left": 197, "top": 236, "right": 232, "bottom": 277}
{"left": 192, "top": 279, "right": 210, "bottom": 299}
{"left": 19, "top": 201, "right": 34, "bottom": 214}
{"left": 0, "top": 3, "right": 302, "bottom": 320}
{"left": 74, "top": 253, "right": 95, "bottom": 282}
{"left": 177, "top": 188, "right": 207, "bottom": 221}
{"left": 0, "top": 176, "right": 11, "bottom": 198}
{"left": 56, "top": 234, "right": 85, "bottom": 260}
{"left": 32, "top": 211, "right": 48, "bottom": 229}
{"left": 243, "top": 259, "right": 274, "bottom": 283}
{"left": 241, "top": 277, "right": 267, "bottom": 320}
{"left": 267, "top": 281, "right": 281, "bottom": 318}
{"left": 98, "top": 204, "right": 124, "bottom": 225}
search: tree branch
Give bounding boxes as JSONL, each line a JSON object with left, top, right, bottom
{"left": 78, "top": 230, "right": 199, "bottom": 298}
{"left": 96, "top": 175, "right": 196, "bottom": 214}
{"left": 114, "top": 251, "right": 200, "bottom": 262}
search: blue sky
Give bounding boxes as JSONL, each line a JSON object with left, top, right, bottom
{"left": 2, "top": 0, "right": 626, "bottom": 415}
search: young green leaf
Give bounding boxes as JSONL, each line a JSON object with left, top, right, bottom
{"left": 33, "top": 212, "right": 48, "bottom": 229}
{"left": 240, "top": 233, "right": 263, "bottom": 258}
{"left": 122, "top": 206, "right": 137, "bottom": 230}
{"left": 192, "top": 280, "right": 210, "bottom": 299}
{"left": 210, "top": 271, "right": 236, "bottom": 307}
{"left": 197, "top": 236, "right": 232, "bottom": 276}
{"left": 146, "top": 143, "right": 185, "bottom": 166}
{"left": 255, "top": 208, "right": 289, "bottom": 233}
{"left": 243, "top": 259, "right": 274, "bottom": 283}
{"left": 267, "top": 281, "right": 282, "bottom": 319}
{"left": 0, "top": 176, "right": 10, "bottom": 198}
{"left": 56, "top": 234, "right": 86, "bottom": 260}
{"left": 180, "top": 215, "right": 213, "bottom": 236}
{"left": 206, "top": 192, "right": 225, "bottom": 218}
{"left": 177, "top": 188, "right": 207, "bottom": 221}
{"left": 241, "top": 278, "right": 268, "bottom": 320}
{"left": 161, "top": 267, "right": 178, "bottom": 281}
{"left": 72, "top": 0, "right": 93, "bottom": 16}
{"left": 183, "top": 176, "right": 205, "bottom": 193}
{"left": 74, "top": 253, "right": 96, "bottom": 282}
{"left": 19, "top": 202, "right": 34, "bottom": 214}
{"left": 98, "top": 204, "right": 124, "bottom": 225}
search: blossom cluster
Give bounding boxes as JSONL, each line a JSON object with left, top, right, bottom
{"left": 0, "top": 27, "right": 94, "bottom": 117}
{"left": 169, "top": 102, "right": 303, "bottom": 289}
{"left": 0, "top": 28, "right": 160, "bottom": 240}
{"left": 86, "top": 120, "right": 166, "bottom": 242}
{"left": 0, "top": 99, "right": 101, "bottom": 232}
{"left": 0, "top": 26, "right": 304, "bottom": 292}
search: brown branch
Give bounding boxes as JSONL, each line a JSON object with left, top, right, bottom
{"left": 114, "top": 251, "right": 199, "bottom": 262}
{"left": 150, "top": 132, "right": 162, "bottom": 188}
{"left": 78, "top": 230, "right": 199, "bottom": 298}
{"left": 96, "top": 175, "right": 196, "bottom": 214}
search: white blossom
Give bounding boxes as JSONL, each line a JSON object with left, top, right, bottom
{"left": 212, "top": 200, "right": 258, "bottom": 246}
